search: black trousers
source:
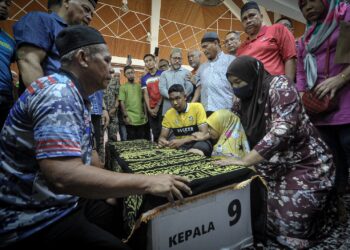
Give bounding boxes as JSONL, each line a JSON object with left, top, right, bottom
{"left": 91, "top": 114, "right": 103, "bottom": 152}
{"left": 206, "top": 111, "right": 214, "bottom": 117}
{"left": 317, "top": 124, "right": 350, "bottom": 193}
{"left": 0, "top": 97, "right": 13, "bottom": 130}
{"left": 179, "top": 140, "right": 213, "bottom": 157}
{"left": 148, "top": 109, "right": 162, "bottom": 143}
{"left": 126, "top": 123, "right": 150, "bottom": 140}
{"left": 5, "top": 199, "right": 131, "bottom": 249}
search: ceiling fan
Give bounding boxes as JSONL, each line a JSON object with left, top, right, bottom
{"left": 191, "top": 0, "right": 225, "bottom": 6}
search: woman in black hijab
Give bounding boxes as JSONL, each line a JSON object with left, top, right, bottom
{"left": 216, "top": 56, "right": 335, "bottom": 248}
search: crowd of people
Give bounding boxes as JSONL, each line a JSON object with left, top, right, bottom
{"left": 0, "top": 0, "right": 349, "bottom": 249}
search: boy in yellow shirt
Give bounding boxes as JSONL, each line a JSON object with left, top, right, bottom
{"left": 159, "top": 84, "right": 212, "bottom": 156}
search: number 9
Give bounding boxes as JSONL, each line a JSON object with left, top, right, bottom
{"left": 228, "top": 199, "right": 241, "bottom": 226}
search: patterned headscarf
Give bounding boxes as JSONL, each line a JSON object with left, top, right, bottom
{"left": 207, "top": 109, "right": 250, "bottom": 158}
{"left": 299, "top": 0, "right": 347, "bottom": 89}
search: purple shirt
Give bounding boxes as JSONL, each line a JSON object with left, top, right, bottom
{"left": 296, "top": 6, "right": 350, "bottom": 126}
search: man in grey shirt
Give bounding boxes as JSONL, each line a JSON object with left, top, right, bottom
{"left": 197, "top": 32, "right": 236, "bottom": 117}
{"left": 159, "top": 48, "right": 193, "bottom": 115}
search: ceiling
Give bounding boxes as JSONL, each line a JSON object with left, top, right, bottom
{"left": 253, "top": 0, "right": 305, "bottom": 23}
{"left": 191, "top": 0, "right": 305, "bottom": 23}
{"left": 3, "top": 0, "right": 306, "bottom": 69}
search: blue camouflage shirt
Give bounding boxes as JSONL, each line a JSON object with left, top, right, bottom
{"left": 0, "top": 72, "right": 92, "bottom": 246}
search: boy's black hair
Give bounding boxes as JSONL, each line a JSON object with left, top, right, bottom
{"left": 168, "top": 84, "right": 185, "bottom": 95}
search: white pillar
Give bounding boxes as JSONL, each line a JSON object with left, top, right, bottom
{"left": 223, "top": 0, "right": 241, "bottom": 20}
{"left": 150, "top": 0, "right": 161, "bottom": 54}
{"left": 274, "top": 12, "right": 282, "bottom": 23}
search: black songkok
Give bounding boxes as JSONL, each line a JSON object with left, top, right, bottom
{"left": 201, "top": 32, "right": 220, "bottom": 44}
{"left": 88, "top": 0, "right": 98, "bottom": 8}
{"left": 55, "top": 25, "right": 106, "bottom": 57}
{"left": 241, "top": 1, "right": 260, "bottom": 16}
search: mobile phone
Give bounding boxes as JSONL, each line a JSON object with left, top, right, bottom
{"left": 154, "top": 47, "right": 159, "bottom": 57}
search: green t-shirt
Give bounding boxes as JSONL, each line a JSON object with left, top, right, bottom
{"left": 119, "top": 82, "right": 147, "bottom": 126}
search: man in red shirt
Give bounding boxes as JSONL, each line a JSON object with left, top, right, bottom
{"left": 236, "top": 1, "right": 296, "bottom": 81}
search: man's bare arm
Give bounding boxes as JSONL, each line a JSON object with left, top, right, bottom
{"left": 191, "top": 85, "right": 201, "bottom": 103}
{"left": 17, "top": 45, "right": 47, "bottom": 87}
{"left": 285, "top": 58, "right": 296, "bottom": 83}
{"left": 39, "top": 157, "right": 192, "bottom": 201}
{"left": 158, "top": 127, "right": 170, "bottom": 147}
{"left": 143, "top": 89, "right": 151, "bottom": 112}
{"left": 91, "top": 150, "right": 103, "bottom": 168}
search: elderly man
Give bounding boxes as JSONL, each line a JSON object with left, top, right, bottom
{"left": 187, "top": 49, "right": 202, "bottom": 102}
{"left": 197, "top": 32, "right": 235, "bottom": 117}
{"left": 236, "top": 1, "right": 296, "bottom": 81}
{"left": 224, "top": 31, "right": 241, "bottom": 56}
{"left": 0, "top": 0, "right": 15, "bottom": 129}
{"left": 159, "top": 48, "right": 193, "bottom": 115}
{"left": 14, "top": 0, "right": 97, "bottom": 89}
{"left": 158, "top": 58, "right": 170, "bottom": 71}
{"left": 0, "top": 26, "right": 191, "bottom": 249}
{"left": 275, "top": 17, "right": 294, "bottom": 34}
{"left": 14, "top": 0, "right": 110, "bottom": 164}
{"left": 159, "top": 84, "right": 212, "bottom": 156}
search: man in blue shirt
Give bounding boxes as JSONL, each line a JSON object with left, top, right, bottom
{"left": 159, "top": 48, "right": 193, "bottom": 115}
{"left": 14, "top": 0, "right": 110, "bottom": 163}
{"left": 13, "top": 0, "right": 97, "bottom": 92}
{"left": 0, "top": 0, "right": 15, "bottom": 129}
{"left": 0, "top": 25, "right": 191, "bottom": 249}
